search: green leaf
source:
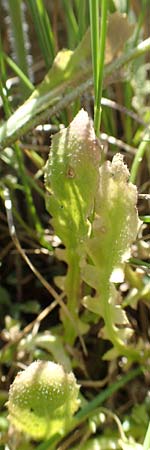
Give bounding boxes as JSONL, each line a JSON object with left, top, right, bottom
{"left": 83, "top": 154, "right": 141, "bottom": 361}
{"left": 34, "top": 333, "right": 72, "bottom": 371}
{"left": 45, "top": 108, "right": 101, "bottom": 344}
{"left": 82, "top": 295, "right": 102, "bottom": 315}
{"left": 45, "top": 109, "right": 101, "bottom": 249}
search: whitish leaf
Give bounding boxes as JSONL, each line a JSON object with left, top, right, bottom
{"left": 85, "top": 154, "right": 140, "bottom": 288}
{"left": 83, "top": 154, "right": 141, "bottom": 361}
{"left": 82, "top": 295, "right": 102, "bottom": 316}
{"left": 81, "top": 263, "right": 101, "bottom": 290}
{"left": 0, "top": 13, "right": 134, "bottom": 147}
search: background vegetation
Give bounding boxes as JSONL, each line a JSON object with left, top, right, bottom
{"left": 0, "top": 0, "right": 150, "bottom": 449}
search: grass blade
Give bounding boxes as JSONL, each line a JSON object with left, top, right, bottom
{"left": 27, "top": 0, "right": 55, "bottom": 68}
{"left": 130, "top": 138, "right": 149, "bottom": 183}
{"left": 61, "top": 0, "right": 78, "bottom": 48}
{"left": 4, "top": 53, "right": 34, "bottom": 92}
{"left": 89, "top": 0, "right": 99, "bottom": 99}
{"left": 7, "top": 0, "right": 32, "bottom": 97}
{"left": 77, "top": 0, "right": 87, "bottom": 41}
{"left": 75, "top": 367, "right": 142, "bottom": 421}
{"left": 95, "top": 0, "right": 108, "bottom": 136}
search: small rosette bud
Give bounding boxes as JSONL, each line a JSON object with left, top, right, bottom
{"left": 8, "top": 360, "right": 80, "bottom": 440}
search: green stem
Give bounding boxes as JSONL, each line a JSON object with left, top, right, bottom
{"left": 12, "top": 205, "right": 40, "bottom": 239}
{"left": 0, "top": 33, "right": 11, "bottom": 119}
{"left": 7, "top": 0, "right": 31, "bottom": 98}
{"left": 75, "top": 366, "right": 142, "bottom": 422}
{"left": 89, "top": 0, "right": 99, "bottom": 97}
{"left": 124, "top": 82, "right": 132, "bottom": 144}
{"left": 64, "top": 250, "right": 81, "bottom": 344}
{"left": 77, "top": 0, "right": 86, "bottom": 41}
{"left": 61, "top": 0, "right": 78, "bottom": 48}
{"left": 140, "top": 215, "right": 150, "bottom": 223}
{"left": 132, "top": 0, "right": 147, "bottom": 46}
{"left": 143, "top": 421, "right": 150, "bottom": 450}
{"left": 4, "top": 53, "right": 34, "bottom": 92}
{"left": 130, "top": 139, "right": 149, "bottom": 184}
{"left": 94, "top": 0, "right": 108, "bottom": 136}
{"left": 27, "top": 0, "right": 55, "bottom": 69}
{"left": 0, "top": 78, "right": 10, "bottom": 120}
{"left": 14, "top": 143, "right": 42, "bottom": 230}
{"left": 130, "top": 257, "right": 150, "bottom": 269}
{"left": 36, "top": 434, "right": 61, "bottom": 450}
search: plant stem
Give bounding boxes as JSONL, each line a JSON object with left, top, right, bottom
{"left": 7, "top": 0, "right": 31, "bottom": 98}
{"left": 130, "top": 138, "right": 149, "bottom": 184}
{"left": 143, "top": 422, "right": 150, "bottom": 450}
{"left": 140, "top": 215, "right": 150, "bottom": 223}
{"left": 14, "top": 144, "right": 42, "bottom": 229}
{"left": 124, "top": 82, "right": 132, "bottom": 144}
{"left": 36, "top": 434, "right": 61, "bottom": 450}
{"left": 130, "top": 257, "right": 150, "bottom": 269}
{"left": 94, "top": 0, "right": 108, "bottom": 137}
{"left": 27, "top": 0, "right": 55, "bottom": 68}
{"left": 4, "top": 53, "right": 34, "bottom": 92}
{"left": 0, "top": 34, "right": 10, "bottom": 119}
{"left": 77, "top": 0, "right": 86, "bottom": 41}
{"left": 61, "top": 0, "right": 78, "bottom": 48}
{"left": 89, "top": 0, "right": 99, "bottom": 97}
{"left": 75, "top": 366, "right": 142, "bottom": 422}
{"left": 64, "top": 251, "right": 81, "bottom": 344}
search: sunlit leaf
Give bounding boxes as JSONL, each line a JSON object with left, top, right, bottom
{"left": 0, "top": 13, "right": 134, "bottom": 147}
